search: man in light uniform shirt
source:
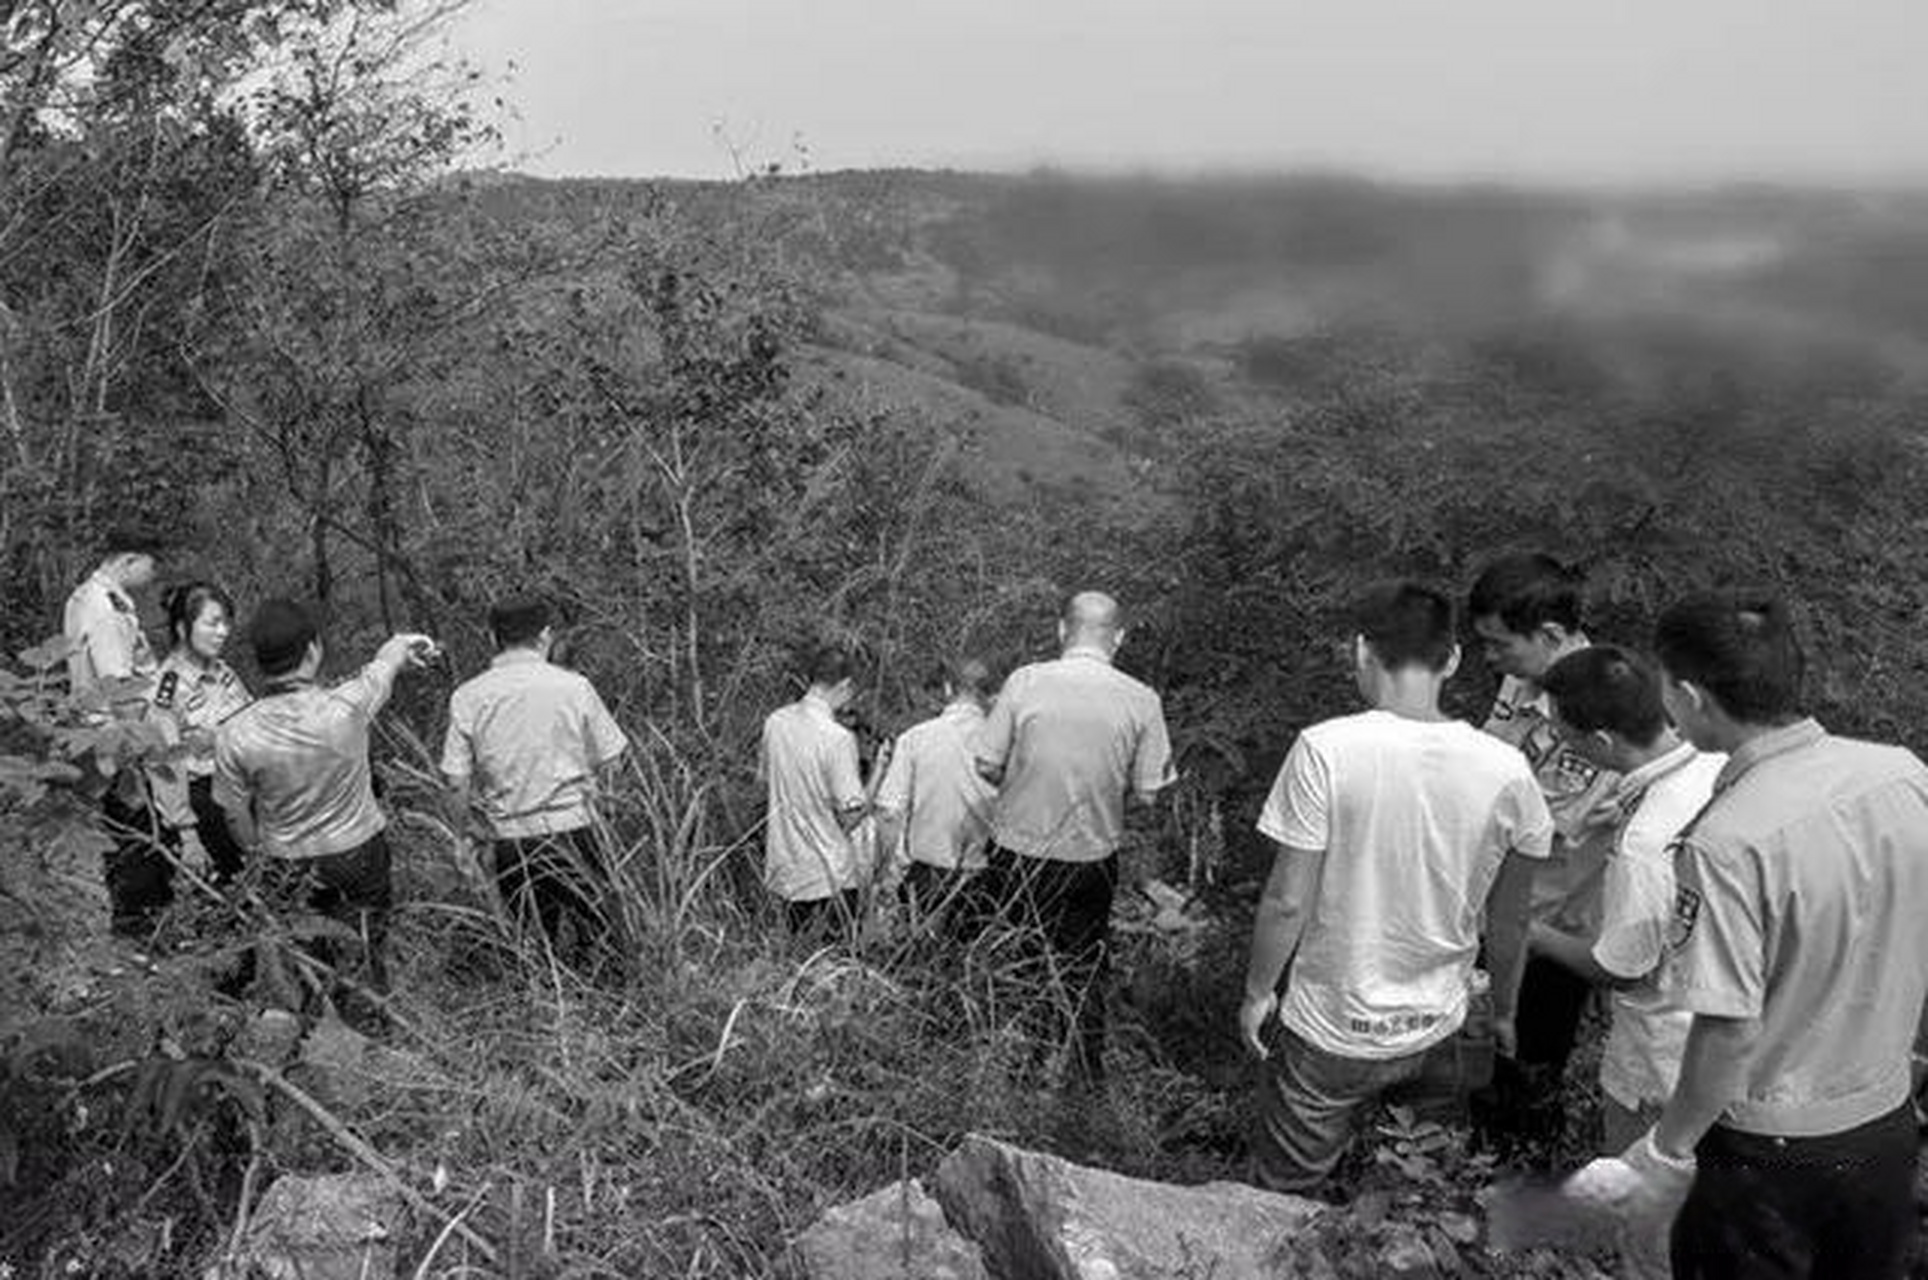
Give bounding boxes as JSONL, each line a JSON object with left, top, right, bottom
{"left": 1534, "top": 645, "right": 1723, "bottom": 1280}
{"left": 874, "top": 657, "right": 998, "bottom": 934}
{"left": 62, "top": 537, "right": 165, "bottom": 936}
{"left": 441, "top": 596, "right": 629, "bottom": 961}
{"left": 1241, "top": 581, "right": 1552, "bottom": 1196}
{"left": 215, "top": 599, "right": 433, "bottom": 1007}
{"left": 1569, "top": 592, "right": 1928, "bottom": 1280}
{"left": 1469, "top": 552, "right": 1619, "bottom": 1135}
{"left": 760, "top": 646, "right": 868, "bottom": 938}
{"left": 973, "top": 591, "right": 1174, "bottom": 1086}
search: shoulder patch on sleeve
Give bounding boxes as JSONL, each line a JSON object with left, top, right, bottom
{"left": 110, "top": 592, "right": 133, "bottom": 614}
{"left": 1668, "top": 883, "right": 1702, "bottom": 951}
{"left": 155, "top": 670, "right": 179, "bottom": 709}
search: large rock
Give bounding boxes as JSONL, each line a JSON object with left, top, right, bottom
{"left": 238, "top": 1172, "right": 402, "bottom": 1280}
{"left": 930, "top": 1133, "right": 1326, "bottom": 1279}
{"left": 796, "top": 1178, "right": 989, "bottom": 1280}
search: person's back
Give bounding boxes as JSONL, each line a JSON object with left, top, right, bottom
{"left": 1681, "top": 729, "right": 1928, "bottom": 1134}
{"left": 986, "top": 654, "right": 1168, "bottom": 862}
{"left": 218, "top": 668, "right": 392, "bottom": 859}
{"left": 886, "top": 701, "right": 994, "bottom": 869}
{"left": 1275, "top": 709, "right": 1550, "bottom": 1056}
{"left": 761, "top": 695, "right": 862, "bottom": 902}
{"left": 446, "top": 656, "right": 626, "bottom": 838}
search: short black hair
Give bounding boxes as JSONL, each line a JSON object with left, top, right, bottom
{"left": 804, "top": 644, "right": 857, "bottom": 689}
{"left": 1353, "top": 581, "right": 1457, "bottom": 672}
{"left": 162, "top": 581, "right": 237, "bottom": 652}
{"left": 1541, "top": 645, "right": 1667, "bottom": 744}
{"left": 489, "top": 595, "right": 551, "bottom": 649}
{"left": 99, "top": 528, "right": 165, "bottom": 560}
{"left": 249, "top": 598, "right": 319, "bottom": 677}
{"left": 1469, "top": 553, "right": 1584, "bottom": 635}
{"left": 1654, "top": 591, "right": 1803, "bottom": 724}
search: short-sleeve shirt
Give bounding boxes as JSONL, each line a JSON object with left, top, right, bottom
{"left": 971, "top": 648, "right": 1174, "bottom": 863}
{"left": 874, "top": 700, "right": 996, "bottom": 872}
{"left": 1258, "top": 710, "right": 1554, "bottom": 1060}
{"left": 212, "top": 663, "right": 400, "bottom": 861}
{"left": 1665, "top": 719, "right": 1928, "bottom": 1137}
{"left": 1590, "top": 742, "right": 1723, "bottom": 1110}
{"left": 440, "top": 650, "right": 629, "bottom": 839}
{"left": 147, "top": 652, "right": 253, "bottom": 828}
{"left": 760, "top": 694, "right": 866, "bottom": 902}
{"left": 1483, "top": 665, "right": 1620, "bottom": 931}
{"left": 62, "top": 572, "right": 157, "bottom": 711}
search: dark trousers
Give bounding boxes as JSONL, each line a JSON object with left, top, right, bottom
{"left": 187, "top": 776, "right": 247, "bottom": 884}
{"left": 279, "top": 834, "right": 393, "bottom": 999}
{"left": 901, "top": 861, "right": 995, "bottom": 939}
{"left": 102, "top": 787, "right": 172, "bottom": 939}
{"left": 1672, "top": 1104, "right": 1919, "bottom": 1280}
{"left": 495, "top": 827, "right": 610, "bottom": 957}
{"left": 1479, "top": 953, "right": 1593, "bottom": 1144}
{"left": 785, "top": 889, "right": 861, "bottom": 940}
{"left": 980, "top": 846, "right": 1118, "bottom": 1085}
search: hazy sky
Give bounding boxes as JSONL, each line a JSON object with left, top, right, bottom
{"left": 454, "top": 0, "right": 1927, "bottom": 185}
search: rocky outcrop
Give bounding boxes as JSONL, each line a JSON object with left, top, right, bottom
{"left": 798, "top": 1133, "right": 1326, "bottom": 1280}
{"left": 238, "top": 1172, "right": 402, "bottom": 1280}
{"left": 794, "top": 1178, "right": 989, "bottom": 1280}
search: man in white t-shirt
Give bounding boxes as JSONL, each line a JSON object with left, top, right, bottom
{"left": 1534, "top": 645, "right": 1723, "bottom": 1279}
{"left": 1242, "top": 581, "right": 1554, "bottom": 1195}
{"left": 760, "top": 646, "right": 868, "bottom": 938}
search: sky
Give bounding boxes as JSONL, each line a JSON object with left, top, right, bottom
{"left": 452, "top": 0, "right": 1928, "bottom": 187}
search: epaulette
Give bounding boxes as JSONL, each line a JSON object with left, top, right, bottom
{"left": 155, "top": 669, "right": 179, "bottom": 709}
{"left": 110, "top": 593, "right": 134, "bottom": 614}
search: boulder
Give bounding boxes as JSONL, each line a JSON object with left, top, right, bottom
{"left": 795, "top": 1178, "right": 989, "bottom": 1280}
{"left": 930, "top": 1133, "right": 1326, "bottom": 1279}
{"left": 237, "top": 1172, "right": 402, "bottom": 1280}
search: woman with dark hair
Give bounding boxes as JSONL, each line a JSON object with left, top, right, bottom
{"left": 148, "top": 581, "right": 252, "bottom": 885}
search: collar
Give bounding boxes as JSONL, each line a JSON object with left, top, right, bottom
{"left": 1062, "top": 645, "right": 1114, "bottom": 666}
{"left": 1615, "top": 740, "right": 1699, "bottom": 802}
{"left": 491, "top": 648, "right": 545, "bottom": 669}
{"left": 1713, "top": 718, "right": 1825, "bottom": 794}
{"left": 89, "top": 571, "right": 131, "bottom": 605}
{"left": 262, "top": 675, "right": 317, "bottom": 696}
{"left": 802, "top": 691, "right": 841, "bottom": 722}
{"left": 941, "top": 698, "right": 985, "bottom": 722}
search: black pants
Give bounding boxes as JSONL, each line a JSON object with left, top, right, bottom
{"left": 102, "top": 787, "right": 172, "bottom": 939}
{"left": 1479, "top": 953, "right": 1593, "bottom": 1144}
{"left": 785, "top": 889, "right": 861, "bottom": 940}
{"left": 980, "top": 846, "right": 1119, "bottom": 1085}
{"left": 187, "top": 776, "right": 247, "bottom": 884}
{"left": 1672, "top": 1104, "right": 1919, "bottom": 1280}
{"left": 274, "top": 834, "right": 393, "bottom": 999}
{"left": 901, "top": 861, "right": 996, "bottom": 940}
{"left": 495, "top": 827, "right": 610, "bottom": 956}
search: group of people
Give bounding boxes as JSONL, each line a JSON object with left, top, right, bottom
{"left": 61, "top": 538, "right": 631, "bottom": 1004}
{"left": 57, "top": 537, "right": 1928, "bottom": 1279}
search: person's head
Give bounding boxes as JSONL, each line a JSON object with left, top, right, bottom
{"left": 1059, "top": 591, "right": 1124, "bottom": 656}
{"left": 1654, "top": 591, "right": 1804, "bottom": 748}
{"left": 803, "top": 644, "right": 858, "bottom": 711}
{"left": 96, "top": 532, "right": 161, "bottom": 592}
{"left": 488, "top": 595, "right": 552, "bottom": 656}
{"left": 1468, "top": 553, "right": 1586, "bottom": 681}
{"left": 1350, "top": 581, "right": 1459, "bottom": 703}
{"left": 249, "top": 598, "right": 322, "bottom": 681}
{"left": 1541, "top": 645, "right": 1671, "bottom": 772}
{"left": 163, "top": 582, "right": 237, "bottom": 663}
{"left": 941, "top": 655, "right": 995, "bottom": 707}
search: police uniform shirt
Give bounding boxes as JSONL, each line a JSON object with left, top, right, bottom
{"left": 439, "top": 649, "right": 629, "bottom": 839}
{"left": 1483, "top": 660, "right": 1619, "bottom": 932}
{"left": 62, "top": 571, "right": 157, "bottom": 707}
{"left": 874, "top": 699, "right": 997, "bottom": 872}
{"left": 759, "top": 693, "right": 865, "bottom": 903}
{"left": 147, "top": 652, "right": 252, "bottom": 828}
{"left": 212, "top": 661, "right": 400, "bottom": 861}
{"left": 971, "top": 648, "right": 1175, "bottom": 863}
{"left": 1665, "top": 719, "right": 1928, "bottom": 1137}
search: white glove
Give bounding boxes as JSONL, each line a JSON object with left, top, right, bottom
{"left": 178, "top": 827, "right": 210, "bottom": 875}
{"left": 1565, "top": 1129, "right": 1695, "bottom": 1216}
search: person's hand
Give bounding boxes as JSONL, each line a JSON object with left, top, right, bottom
{"left": 1239, "top": 990, "right": 1279, "bottom": 1060}
{"left": 1494, "top": 1012, "right": 1518, "bottom": 1060}
{"left": 1564, "top": 1128, "right": 1695, "bottom": 1218}
{"left": 377, "top": 632, "right": 437, "bottom": 670}
{"left": 178, "top": 826, "right": 209, "bottom": 875}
